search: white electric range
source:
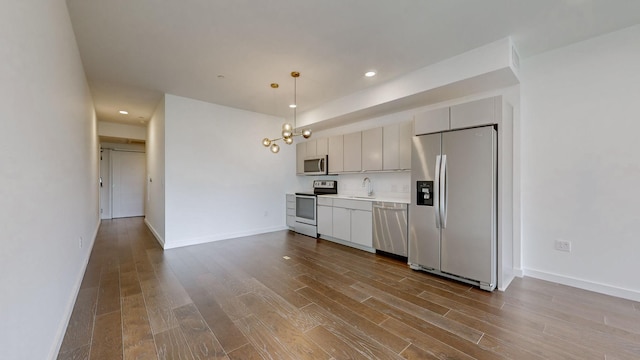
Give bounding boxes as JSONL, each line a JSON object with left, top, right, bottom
{"left": 293, "top": 180, "right": 337, "bottom": 238}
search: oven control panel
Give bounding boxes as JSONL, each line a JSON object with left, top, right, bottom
{"left": 313, "top": 180, "right": 338, "bottom": 195}
{"left": 313, "top": 180, "right": 335, "bottom": 189}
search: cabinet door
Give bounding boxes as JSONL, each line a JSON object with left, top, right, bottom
{"left": 328, "top": 135, "right": 344, "bottom": 173}
{"left": 316, "top": 138, "right": 328, "bottom": 156}
{"left": 351, "top": 210, "right": 372, "bottom": 247}
{"left": 296, "top": 143, "right": 305, "bottom": 174}
{"left": 332, "top": 207, "right": 351, "bottom": 241}
{"left": 305, "top": 140, "right": 317, "bottom": 157}
{"left": 383, "top": 124, "right": 399, "bottom": 170}
{"left": 362, "top": 127, "right": 383, "bottom": 171}
{"left": 398, "top": 121, "right": 413, "bottom": 170}
{"left": 343, "top": 132, "right": 362, "bottom": 172}
{"left": 450, "top": 97, "right": 497, "bottom": 129}
{"left": 414, "top": 107, "right": 449, "bottom": 135}
{"left": 286, "top": 195, "right": 296, "bottom": 228}
{"left": 383, "top": 122, "right": 412, "bottom": 170}
{"left": 317, "top": 205, "right": 333, "bottom": 236}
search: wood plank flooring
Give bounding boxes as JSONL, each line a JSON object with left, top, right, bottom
{"left": 57, "top": 217, "right": 640, "bottom": 359}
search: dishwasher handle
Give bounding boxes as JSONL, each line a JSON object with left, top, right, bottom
{"left": 373, "top": 203, "right": 408, "bottom": 210}
{"left": 373, "top": 206, "right": 407, "bottom": 210}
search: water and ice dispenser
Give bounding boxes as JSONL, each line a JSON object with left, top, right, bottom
{"left": 416, "top": 181, "right": 434, "bottom": 206}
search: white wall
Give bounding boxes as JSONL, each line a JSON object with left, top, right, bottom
{"left": 520, "top": 25, "right": 640, "bottom": 300}
{"left": 0, "top": 1, "right": 99, "bottom": 359}
{"left": 162, "top": 94, "right": 296, "bottom": 248}
{"left": 146, "top": 96, "right": 166, "bottom": 244}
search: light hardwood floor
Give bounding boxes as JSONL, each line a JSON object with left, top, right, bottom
{"left": 57, "top": 217, "right": 640, "bottom": 359}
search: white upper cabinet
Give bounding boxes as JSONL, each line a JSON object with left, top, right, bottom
{"left": 450, "top": 97, "right": 498, "bottom": 129}
{"left": 294, "top": 97, "right": 502, "bottom": 176}
{"left": 305, "top": 139, "right": 317, "bottom": 157}
{"left": 316, "top": 137, "right": 328, "bottom": 156}
{"left": 383, "top": 121, "right": 412, "bottom": 170}
{"left": 328, "top": 135, "right": 344, "bottom": 174}
{"left": 414, "top": 107, "right": 449, "bottom": 135}
{"left": 296, "top": 138, "right": 328, "bottom": 175}
{"left": 362, "top": 127, "right": 383, "bottom": 171}
{"left": 343, "top": 132, "right": 362, "bottom": 172}
{"left": 398, "top": 121, "right": 412, "bottom": 170}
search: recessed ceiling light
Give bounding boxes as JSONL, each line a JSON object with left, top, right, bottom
{"left": 365, "top": 71, "right": 376, "bottom": 77}
{"left": 289, "top": 104, "right": 297, "bottom": 108}
{"left": 119, "top": 110, "right": 128, "bottom": 114}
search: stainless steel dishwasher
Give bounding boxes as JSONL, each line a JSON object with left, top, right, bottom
{"left": 372, "top": 201, "right": 408, "bottom": 257}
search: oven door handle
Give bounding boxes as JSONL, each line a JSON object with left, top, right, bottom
{"left": 295, "top": 194, "right": 317, "bottom": 199}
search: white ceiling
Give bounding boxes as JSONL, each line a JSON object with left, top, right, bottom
{"left": 66, "top": 0, "right": 640, "bottom": 126}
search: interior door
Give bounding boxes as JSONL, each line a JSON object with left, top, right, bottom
{"left": 408, "top": 132, "right": 441, "bottom": 270}
{"left": 111, "top": 150, "right": 146, "bottom": 218}
{"left": 440, "top": 126, "right": 497, "bottom": 284}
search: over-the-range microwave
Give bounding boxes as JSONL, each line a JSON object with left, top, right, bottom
{"left": 303, "top": 155, "right": 328, "bottom": 175}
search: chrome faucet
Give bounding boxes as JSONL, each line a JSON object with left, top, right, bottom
{"left": 362, "top": 177, "right": 373, "bottom": 197}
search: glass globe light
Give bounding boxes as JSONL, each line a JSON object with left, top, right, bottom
{"left": 302, "top": 129, "right": 312, "bottom": 138}
{"left": 270, "top": 143, "right": 280, "bottom": 153}
{"left": 282, "top": 130, "right": 292, "bottom": 138}
{"left": 262, "top": 138, "right": 271, "bottom": 147}
{"left": 284, "top": 137, "right": 293, "bottom": 145}
{"left": 282, "top": 123, "right": 293, "bottom": 132}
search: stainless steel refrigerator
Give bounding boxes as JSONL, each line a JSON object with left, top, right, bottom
{"left": 409, "top": 125, "right": 497, "bottom": 291}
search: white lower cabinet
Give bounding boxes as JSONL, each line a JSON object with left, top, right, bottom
{"left": 332, "top": 207, "right": 351, "bottom": 241}
{"left": 286, "top": 194, "right": 296, "bottom": 228}
{"left": 350, "top": 209, "right": 373, "bottom": 247}
{"left": 317, "top": 204, "right": 333, "bottom": 236}
{"left": 317, "top": 197, "right": 373, "bottom": 251}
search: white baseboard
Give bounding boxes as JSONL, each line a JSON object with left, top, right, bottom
{"left": 161, "top": 225, "right": 289, "bottom": 249}
{"left": 50, "top": 218, "right": 101, "bottom": 360}
{"left": 144, "top": 218, "right": 165, "bottom": 248}
{"left": 524, "top": 268, "right": 640, "bottom": 302}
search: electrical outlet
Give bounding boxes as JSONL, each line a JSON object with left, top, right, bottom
{"left": 555, "top": 239, "right": 571, "bottom": 252}
{"left": 79, "top": 236, "right": 83, "bottom": 249}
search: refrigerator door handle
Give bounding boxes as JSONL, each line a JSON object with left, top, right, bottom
{"left": 440, "top": 154, "right": 448, "bottom": 228}
{"left": 434, "top": 155, "right": 441, "bottom": 229}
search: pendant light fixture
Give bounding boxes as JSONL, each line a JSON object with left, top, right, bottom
{"left": 262, "top": 71, "right": 312, "bottom": 153}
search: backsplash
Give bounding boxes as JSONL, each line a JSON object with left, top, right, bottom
{"left": 294, "top": 172, "right": 411, "bottom": 200}
{"left": 337, "top": 172, "right": 410, "bottom": 198}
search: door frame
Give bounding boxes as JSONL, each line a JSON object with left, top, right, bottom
{"left": 100, "top": 147, "right": 146, "bottom": 219}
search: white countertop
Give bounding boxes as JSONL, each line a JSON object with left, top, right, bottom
{"left": 317, "top": 194, "right": 410, "bottom": 204}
